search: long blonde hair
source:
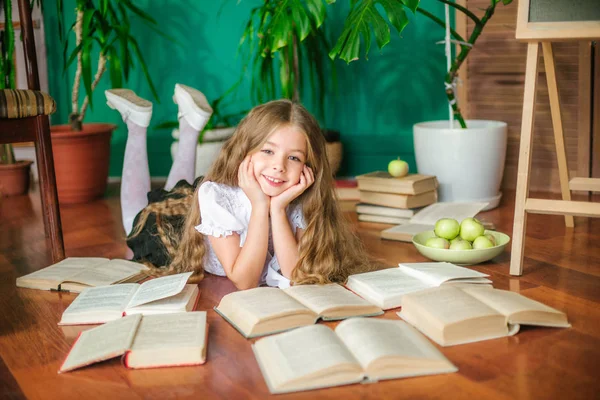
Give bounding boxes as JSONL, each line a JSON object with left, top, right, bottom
{"left": 132, "top": 99, "right": 375, "bottom": 284}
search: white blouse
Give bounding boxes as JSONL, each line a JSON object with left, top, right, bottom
{"left": 194, "top": 181, "right": 306, "bottom": 288}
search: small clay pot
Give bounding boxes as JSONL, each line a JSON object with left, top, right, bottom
{"left": 0, "top": 160, "right": 33, "bottom": 196}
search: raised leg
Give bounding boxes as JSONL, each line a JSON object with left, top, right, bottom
{"left": 105, "top": 89, "right": 153, "bottom": 235}
{"left": 510, "top": 42, "right": 540, "bottom": 276}
{"left": 164, "top": 84, "right": 213, "bottom": 190}
{"left": 542, "top": 42, "right": 574, "bottom": 228}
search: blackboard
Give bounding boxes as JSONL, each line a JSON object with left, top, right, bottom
{"left": 516, "top": 0, "right": 600, "bottom": 40}
{"left": 529, "top": 0, "right": 600, "bottom": 23}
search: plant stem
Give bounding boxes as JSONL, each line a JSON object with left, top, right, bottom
{"left": 70, "top": 8, "right": 83, "bottom": 129}
{"left": 292, "top": 32, "right": 299, "bottom": 103}
{"left": 443, "top": 1, "right": 497, "bottom": 128}
{"left": 79, "top": 53, "right": 106, "bottom": 122}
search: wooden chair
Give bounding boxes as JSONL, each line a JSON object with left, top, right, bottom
{"left": 0, "top": 0, "right": 65, "bottom": 263}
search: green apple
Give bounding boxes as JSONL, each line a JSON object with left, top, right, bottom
{"left": 388, "top": 158, "right": 409, "bottom": 178}
{"left": 472, "top": 235, "right": 495, "bottom": 249}
{"left": 449, "top": 239, "right": 472, "bottom": 250}
{"left": 434, "top": 218, "right": 460, "bottom": 240}
{"left": 484, "top": 233, "right": 497, "bottom": 246}
{"left": 459, "top": 218, "right": 485, "bottom": 242}
{"left": 425, "top": 237, "right": 450, "bottom": 249}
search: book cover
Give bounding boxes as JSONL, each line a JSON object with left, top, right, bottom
{"left": 356, "top": 172, "right": 438, "bottom": 195}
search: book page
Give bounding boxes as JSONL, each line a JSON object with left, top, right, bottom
{"left": 410, "top": 202, "right": 488, "bottom": 225}
{"left": 221, "top": 287, "right": 310, "bottom": 321}
{"left": 59, "top": 314, "right": 142, "bottom": 373}
{"left": 398, "top": 263, "right": 490, "bottom": 286}
{"left": 126, "top": 272, "right": 193, "bottom": 309}
{"left": 346, "top": 268, "right": 435, "bottom": 307}
{"left": 253, "top": 325, "right": 361, "bottom": 388}
{"left": 61, "top": 284, "right": 139, "bottom": 316}
{"left": 461, "top": 287, "right": 569, "bottom": 324}
{"left": 284, "top": 284, "right": 374, "bottom": 315}
{"left": 65, "top": 259, "right": 148, "bottom": 287}
{"left": 18, "top": 257, "right": 108, "bottom": 283}
{"left": 401, "top": 286, "right": 502, "bottom": 326}
{"left": 384, "top": 223, "right": 433, "bottom": 236}
{"left": 335, "top": 318, "right": 450, "bottom": 370}
{"left": 129, "top": 312, "right": 206, "bottom": 351}
{"left": 126, "top": 284, "right": 197, "bottom": 314}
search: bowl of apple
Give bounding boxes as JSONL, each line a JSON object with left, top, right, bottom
{"left": 412, "top": 218, "right": 510, "bottom": 265}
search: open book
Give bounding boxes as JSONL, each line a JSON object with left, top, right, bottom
{"left": 16, "top": 257, "right": 149, "bottom": 292}
{"left": 398, "top": 286, "right": 571, "bottom": 346}
{"left": 59, "top": 312, "right": 208, "bottom": 372}
{"left": 252, "top": 318, "right": 457, "bottom": 394}
{"left": 345, "top": 262, "right": 491, "bottom": 310}
{"left": 214, "top": 284, "right": 383, "bottom": 338}
{"left": 380, "top": 202, "right": 491, "bottom": 242}
{"left": 59, "top": 272, "right": 199, "bottom": 325}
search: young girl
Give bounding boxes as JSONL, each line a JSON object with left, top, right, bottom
{"left": 106, "top": 85, "right": 373, "bottom": 289}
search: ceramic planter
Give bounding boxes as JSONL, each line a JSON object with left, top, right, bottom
{"left": 0, "top": 160, "right": 33, "bottom": 196}
{"left": 413, "top": 120, "right": 507, "bottom": 210}
{"left": 51, "top": 123, "right": 116, "bottom": 204}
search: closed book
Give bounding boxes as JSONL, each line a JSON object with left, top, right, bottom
{"left": 355, "top": 203, "right": 419, "bottom": 218}
{"left": 356, "top": 172, "right": 438, "bottom": 195}
{"left": 357, "top": 214, "right": 410, "bottom": 225}
{"left": 335, "top": 179, "right": 360, "bottom": 201}
{"left": 359, "top": 190, "right": 438, "bottom": 209}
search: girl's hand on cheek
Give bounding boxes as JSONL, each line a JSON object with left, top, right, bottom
{"left": 238, "top": 156, "right": 270, "bottom": 210}
{"left": 271, "top": 165, "right": 314, "bottom": 212}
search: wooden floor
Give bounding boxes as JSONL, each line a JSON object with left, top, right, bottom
{"left": 1, "top": 185, "right": 599, "bottom": 400}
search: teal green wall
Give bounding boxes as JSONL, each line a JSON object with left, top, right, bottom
{"left": 45, "top": 0, "right": 450, "bottom": 178}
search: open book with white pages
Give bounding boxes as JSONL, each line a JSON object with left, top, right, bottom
{"left": 59, "top": 272, "right": 199, "bottom": 325}
{"left": 380, "top": 202, "right": 491, "bottom": 242}
{"left": 398, "top": 286, "right": 570, "bottom": 346}
{"left": 252, "top": 318, "right": 457, "bottom": 394}
{"left": 345, "top": 262, "right": 492, "bottom": 310}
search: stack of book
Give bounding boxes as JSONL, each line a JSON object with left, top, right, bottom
{"left": 355, "top": 172, "right": 438, "bottom": 224}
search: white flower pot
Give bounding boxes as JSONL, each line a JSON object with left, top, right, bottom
{"left": 413, "top": 120, "right": 507, "bottom": 210}
{"left": 170, "top": 127, "right": 235, "bottom": 178}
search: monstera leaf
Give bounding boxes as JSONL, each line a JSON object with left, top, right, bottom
{"left": 329, "top": 0, "right": 419, "bottom": 63}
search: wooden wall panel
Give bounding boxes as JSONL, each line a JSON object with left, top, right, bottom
{"left": 463, "top": 0, "right": 586, "bottom": 193}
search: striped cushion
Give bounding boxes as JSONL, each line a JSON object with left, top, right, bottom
{"left": 0, "top": 89, "right": 56, "bottom": 119}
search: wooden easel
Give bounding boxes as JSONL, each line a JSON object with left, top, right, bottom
{"left": 510, "top": 0, "right": 600, "bottom": 276}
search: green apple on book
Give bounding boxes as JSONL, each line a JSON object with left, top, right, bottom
{"left": 388, "top": 158, "right": 409, "bottom": 178}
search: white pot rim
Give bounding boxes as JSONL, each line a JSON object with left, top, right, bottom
{"left": 414, "top": 120, "right": 507, "bottom": 131}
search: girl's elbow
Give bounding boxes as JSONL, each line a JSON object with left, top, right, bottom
{"left": 233, "top": 279, "right": 259, "bottom": 291}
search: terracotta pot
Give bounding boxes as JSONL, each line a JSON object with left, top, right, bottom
{"left": 0, "top": 160, "right": 33, "bottom": 197}
{"left": 51, "top": 123, "right": 116, "bottom": 204}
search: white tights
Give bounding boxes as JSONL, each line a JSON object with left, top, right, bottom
{"left": 121, "top": 117, "right": 200, "bottom": 235}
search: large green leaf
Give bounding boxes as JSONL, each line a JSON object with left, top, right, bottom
{"left": 329, "top": 0, "right": 417, "bottom": 63}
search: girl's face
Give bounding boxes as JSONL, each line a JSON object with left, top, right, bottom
{"left": 251, "top": 124, "right": 308, "bottom": 197}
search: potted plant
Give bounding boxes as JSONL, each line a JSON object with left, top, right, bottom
{"left": 237, "top": 0, "right": 343, "bottom": 174}
{"left": 0, "top": 0, "right": 33, "bottom": 197}
{"left": 330, "top": 0, "right": 512, "bottom": 208}
{"left": 52, "top": 0, "right": 159, "bottom": 203}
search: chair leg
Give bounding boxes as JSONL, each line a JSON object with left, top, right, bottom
{"left": 542, "top": 42, "right": 575, "bottom": 228}
{"left": 510, "top": 43, "right": 540, "bottom": 276}
{"left": 34, "top": 115, "right": 65, "bottom": 263}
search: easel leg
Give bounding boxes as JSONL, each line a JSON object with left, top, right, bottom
{"left": 510, "top": 43, "right": 540, "bottom": 276}
{"left": 542, "top": 42, "right": 575, "bottom": 228}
